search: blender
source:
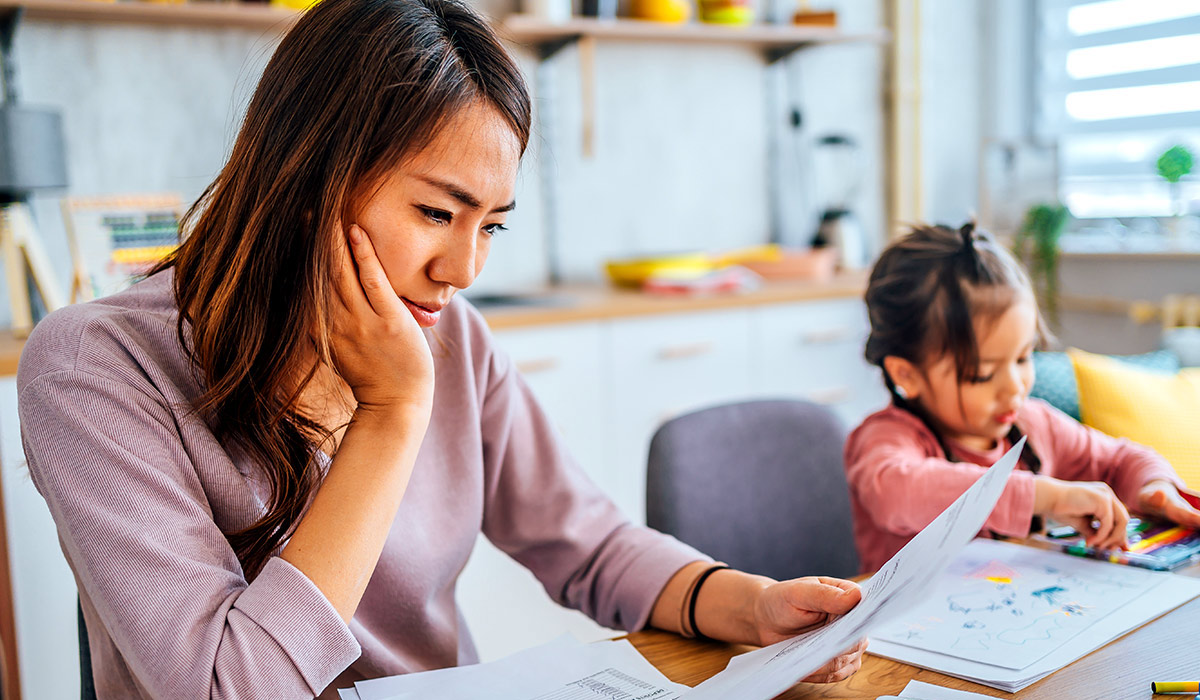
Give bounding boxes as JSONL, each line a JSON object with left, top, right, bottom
{"left": 811, "top": 133, "right": 867, "bottom": 269}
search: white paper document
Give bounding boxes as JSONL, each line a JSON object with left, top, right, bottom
{"left": 868, "top": 539, "right": 1200, "bottom": 692}
{"left": 678, "top": 439, "right": 1025, "bottom": 700}
{"left": 340, "top": 635, "right": 687, "bottom": 700}
{"left": 892, "top": 678, "right": 998, "bottom": 699}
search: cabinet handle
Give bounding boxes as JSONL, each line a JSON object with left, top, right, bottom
{"left": 801, "top": 327, "right": 856, "bottom": 345}
{"left": 657, "top": 341, "right": 715, "bottom": 361}
{"left": 516, "top": 357, "right": 560, "bottom": 375}
{"left": 806, "top": 386, "right": 852, "bottom": 405}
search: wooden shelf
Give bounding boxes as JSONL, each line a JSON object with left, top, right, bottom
{"left": 4, "top": 2, "right": 889, "bottom": 50}
{"left": 4, "top": 0, "right": 301, "bottom": 30}
{"left": 500, "top": 14, "right": 888, "bottom": 57}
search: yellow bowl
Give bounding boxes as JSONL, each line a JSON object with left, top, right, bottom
{"left": 605, "top": 253, "right": 714, "bottom": 288}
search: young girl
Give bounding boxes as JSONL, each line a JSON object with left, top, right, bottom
{"left": 17, "top": 0, "right": 865, "bottom": 696}
{"left": 845, "top": 222, "right": 1200, "bottom": 573}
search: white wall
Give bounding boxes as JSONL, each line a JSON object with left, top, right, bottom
{"left": 918, "top": 0, "right": 983, "bottom": 227}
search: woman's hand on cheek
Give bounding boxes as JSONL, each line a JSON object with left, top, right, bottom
{"left": 332, "top": 222, "right": 435, "bottom": 418}
{"left": 1138, "top": 480, "right": 1200, "bottom": 529}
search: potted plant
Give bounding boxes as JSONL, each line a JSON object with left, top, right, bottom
{"left": 1157, "top": 144, "right": 1194, "bottom": 217}
{"left": 1012, "top": 203, "right": 1070, "bottom": 330}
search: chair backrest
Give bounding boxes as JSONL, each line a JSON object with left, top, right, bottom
{"left": 79, "top": 599, "right": 96, "bottom": 700}
{"left": 646, "top": 399, "right": 858, "bottom": 581}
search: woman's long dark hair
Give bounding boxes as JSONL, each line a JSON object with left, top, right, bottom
{"left": 150, "top": 0, "right": 532, "bottom": 579}
{"left": 863, "top": 222, "right": 1051, "bottom": 468}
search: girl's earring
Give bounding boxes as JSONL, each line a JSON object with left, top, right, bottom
{"left": 894, "top": 385, "right": 910, "bottom": 400}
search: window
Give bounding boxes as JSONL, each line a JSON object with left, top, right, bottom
{"left": 1037, "top": 0, "right": 1200, "bottom": 218}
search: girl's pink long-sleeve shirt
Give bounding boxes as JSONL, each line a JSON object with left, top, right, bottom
{"left": 843, "top": 401, "right": 1182, "bottom": 573}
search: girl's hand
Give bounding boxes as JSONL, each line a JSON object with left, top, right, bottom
{"left": 1137, "top": 480, "right": 1200, "bottom": 529}
{"left": 751, "top": 577, "right": 867, "bottom": 683}
{"left": 1034, "top": 477, "right": 1129, "bottom": 549}
{"left": 331, "top": 223, "right": 435, "bottom": 417}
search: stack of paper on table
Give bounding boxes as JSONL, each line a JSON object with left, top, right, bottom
{"left": 867, "top": 538, "right": 1200, "bottom": 692}
{"left": 878, "top": 678, "right": 1000, "bottom": 699}
{"left": 338, "top": 635, "right": 688, "bottom": 700}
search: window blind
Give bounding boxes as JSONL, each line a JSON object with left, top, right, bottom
{"left": 1037, "top": 0, "right": 1200, "bottom": 218}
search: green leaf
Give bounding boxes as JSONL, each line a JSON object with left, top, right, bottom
{"left": 1157, "top": 144, "right": 1194, "bottom": 184}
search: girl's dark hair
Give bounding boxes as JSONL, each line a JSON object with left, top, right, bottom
{"left": 149, "top": 0, "right": 532, "bottom": 579}
{"left": 865, "top": 221, "right": 1050, "bottom": 388}
{"left": 864, "top": 222, "right": 1051, "bottom": 473}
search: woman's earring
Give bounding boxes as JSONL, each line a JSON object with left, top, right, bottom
{"left": 894, "top": 385, "right": 909, "bottom": 400}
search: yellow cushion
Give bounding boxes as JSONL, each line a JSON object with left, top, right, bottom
{"left": 1069, "top": 348, "right": 1200, "bottom": 489}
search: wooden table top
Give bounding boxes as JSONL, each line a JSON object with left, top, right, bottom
{"left": 627, "top": 562, "right": 1200, "bottom": 699}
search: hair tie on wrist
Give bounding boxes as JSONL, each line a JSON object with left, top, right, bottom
{"left": 687, "top": 564, "right": 730, "bottom": 641}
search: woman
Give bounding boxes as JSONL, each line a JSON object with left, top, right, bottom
{"left": 18, "top": 0, "right": 867, "bottom": 696}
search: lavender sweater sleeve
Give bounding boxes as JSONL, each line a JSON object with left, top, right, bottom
{"left": 18, "top": 326, "right": 359, "bottom": 697}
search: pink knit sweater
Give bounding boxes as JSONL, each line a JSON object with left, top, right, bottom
{"left": 844, "top": 402, "right": 1182, "bottom": 573}
{"left": 17, "top": 271, "right": 704, "bottom": 699}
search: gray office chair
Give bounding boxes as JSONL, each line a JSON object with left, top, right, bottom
{"left": 646, "top": 399, "right": 859, "bottom": 581}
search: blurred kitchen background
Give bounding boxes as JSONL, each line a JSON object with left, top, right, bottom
{"left": 0, "top": 0, "right": 1197, "bottom": 697}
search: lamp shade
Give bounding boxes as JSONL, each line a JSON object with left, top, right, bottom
{"left": 0, "top": 104, "right": 67, "bottom": 196}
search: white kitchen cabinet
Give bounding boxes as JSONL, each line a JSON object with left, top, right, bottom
{"left": 749, "top": 299, "right": 887, "bottom": 427}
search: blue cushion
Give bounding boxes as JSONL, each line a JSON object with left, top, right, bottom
{"left": 1031, "top": 350, "right": 1180, "bottom": 420}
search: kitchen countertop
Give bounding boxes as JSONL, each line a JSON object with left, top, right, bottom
{"left": 0, "top": 271, "right": 869, "bottom": 375}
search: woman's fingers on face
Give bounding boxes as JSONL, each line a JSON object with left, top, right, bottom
{"left": 333, "top": 221, "right": 371, "bottom": 312}
{"left": 346, "top": 224, "right": 401, "bottom": 316}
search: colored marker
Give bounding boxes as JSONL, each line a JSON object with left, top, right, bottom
{"left": 1151, "top": 681, "right": 1199, "bottom": 692}
{"left": 1129, "top": 526, "right": 1191, "bottom": 552}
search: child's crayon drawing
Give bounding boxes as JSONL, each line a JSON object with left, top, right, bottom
{"left": 872, "top": 538, "right": 1167, "bottom": 670}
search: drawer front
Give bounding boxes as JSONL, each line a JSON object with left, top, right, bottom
{"left": 608, "top": 309, "right": 753, "bottom": 523}
{"left": 750, "top": 299, "right": 887, "bottom": 426}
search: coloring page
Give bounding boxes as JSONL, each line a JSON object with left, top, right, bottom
{"left": 871, "top": 538, "right": 1168, "bottom": 670}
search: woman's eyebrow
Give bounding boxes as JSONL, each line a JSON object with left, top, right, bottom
{"left": 417, "top": 175, "right": 516, "bottom": 213}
